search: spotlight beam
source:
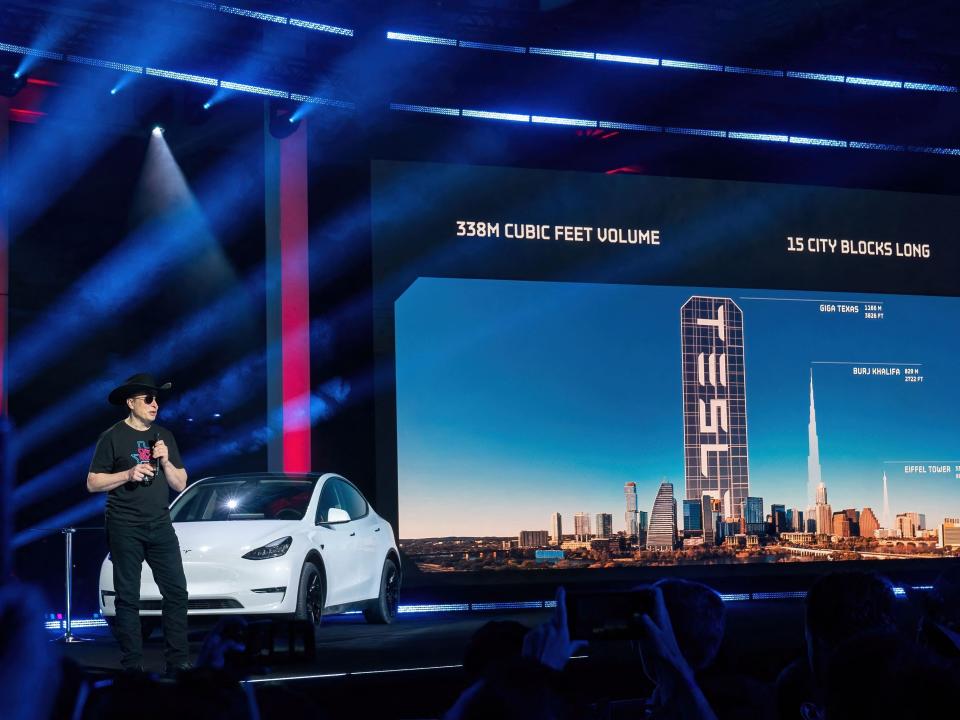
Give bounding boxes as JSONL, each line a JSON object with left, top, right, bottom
{"left": 9, "top": 130, "right": 264, "bottom": 395}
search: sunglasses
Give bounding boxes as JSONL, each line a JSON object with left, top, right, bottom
{"left": 132, "top": 394, "right": 157, "bottom": 405}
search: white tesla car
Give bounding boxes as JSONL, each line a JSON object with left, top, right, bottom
{"left": 98, "top": 473, "right": 401, "bottom": 634}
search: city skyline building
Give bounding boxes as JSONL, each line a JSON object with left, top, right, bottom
{"left": 896, "top": 512, "right": 925, "bottom": 538}
{"left": 832, "top": 511, "right": 852, "bottom": 537}
{"left": 519, "top": 530, "right": 549, "bottom": 548}
{"left": 681, "top": 297, "right": 750, "bottom": 517}
{"left": 596, "top": 513, "right": 613, "bottom": 539}
{"left": 701, "top": 495, "right": 722, "bottom": 546}
{"left": 647, "top": 482, "right": 678, "bottom": 550}
{"left": 843, "top": 508, "right": 860, "bottom": 536}
{"left": 551, "top": 512, "right": 563, "bottom": 545}
{"left": 860, "top": 507, "right": 879, "bottom": 539}
{"left": 574, "top": 512, "right": 592, "bottom": 541}
{"left": 772, "top": 504, "right": 787, "bottom": 534}
{"left": 882, "top": 471, "right": 892, "bottom": 529}
{"left": 744, "top": 496, "right": 765, "bottom": 535}
{"left": 625, "top": 482, "right": 639, "bottom": 538}
{"left": 939, "top": 519, "right": 960, "bottom": 548}
{"left": 807, "top": 371, "right": 823, "bottom": 509}
{"left": 814, "top": 481, "right": 833, "bottom": 534}
{"left": 683, "top": 499, "right": 703, "bottom": 536}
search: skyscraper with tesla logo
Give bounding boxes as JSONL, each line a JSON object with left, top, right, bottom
{"left": 681, "top": 297, "right": 750, "bottom": 518}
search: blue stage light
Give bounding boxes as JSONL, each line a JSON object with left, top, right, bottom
{"left": 14, "top": 495, "right": 105, "bottom": 548}
{"left": 390, "top": 102, "right": 459, "bottom": 116}
{"left": 45, "top": 618, "right": 109, "bottom": 630}
{"left": 902, "top": 81, "right": 958, "bottom": 92}
{"left": 908, "top": 145, "right": 960, "bottom": 155}
{"left": 848, "top": 141, "right": 905, "bottom": 151}
{"left": 288, "top": 19, "right": 354, "bottom": 37}
{"left": 752, "top": 591, "right": 807, "bottom": 600}
{"left": 531, "top": 115, "right": 597, "bottom": 127}
{"left": 67, "top": 55, "right": 143, "bottom": 74}
{"left": 461, "top": 109, "right": 530, "bottom": 122}
{"left": 152, "top": 125, "right": 165, "bottom": 137}
{"left": 398, "top": 603, "right": 470, "bottom": 614}
{"left": 598, "top": 120, "right": 662, "bottom": 133}
{"left": 665, "top": 126, "right": 726, "bottom": 137}
{"left": 719, "top": 593, "right": 751, "bottom": 602}
{"left": 203, "top": 101, "right": 211, "bottom": 110}
{"left": 724, "top": 65, "right": 784, "bottom": 77}
{"left": 529, "top": 47, "right": 595, "bottom": 60}
{"left": 458, "top": 40, "right": 525, "bottom": 54}
{"left": 146, "top": 67, "right": 218, "bottom": 86}
{"left": 728, "top": 131, "right": 788, "bottom": 143}
{"left": 219, "top": 5, "right": 287, "bottom": 24}
{"left": 471, "top": 601, "right": 544, "bottom": 610}
{"left": 220, "top": 80, "right": 287, "bottom": 98}
{"left": 845, "top": 75, "right": 902, "bottom": 88}
{"left": 386, "top": 31, "right": 457, "bottom": 46}
{"left": 785, "top": 71, "right": 844, "bottom": 83}
{"left": 110, "top": 87, "right": 117, "bottom": 95}
{"left": 289, "top": 93, "right": 354, "bottom": 109}
{"left": 0, "top": 41, "right": 63, "bottom": 60}
{"left": 661, "top": 59, "right": 723, "bottom": 72}
{"left": 789, "top": 136, "right": 847, "bottom": 147}
{"left": 595, "top": 52, "right": 659, "bottom": 66}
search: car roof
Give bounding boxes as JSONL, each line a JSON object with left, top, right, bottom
{"left": 190, "top": 472, "right": 335, "bottom": 483}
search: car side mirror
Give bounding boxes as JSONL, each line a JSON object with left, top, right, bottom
{"left": 327, "top": 508, "right": 351, "bottom": 523}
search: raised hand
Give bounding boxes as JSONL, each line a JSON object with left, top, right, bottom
{"left": 522, "top": 586, "right": 588, "bottom": 671}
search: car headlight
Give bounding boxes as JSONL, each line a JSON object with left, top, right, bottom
{"left": 242, "top": 536, "right": 293, "bottom": 560}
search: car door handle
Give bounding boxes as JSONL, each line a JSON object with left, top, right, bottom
{"left": 350, "top": 532, "right": 356, "bottom": 537}
{"left": 375, "top": 527, "right": 381, "bottom": 532}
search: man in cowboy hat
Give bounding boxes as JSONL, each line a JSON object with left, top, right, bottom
{"left": 87, "top": 373, "right": 190, "bottom": 674}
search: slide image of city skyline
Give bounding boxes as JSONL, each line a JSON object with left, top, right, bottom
{"left": 395, "top": 278, "right": 960, "bottom": 541}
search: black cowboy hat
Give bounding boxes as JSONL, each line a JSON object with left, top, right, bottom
{"left": 108, "top": 373, "right": 173, "bottom": 406}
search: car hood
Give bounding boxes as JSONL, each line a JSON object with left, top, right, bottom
{"left": 172, "top": 520, "right": 303, "bottom": 560}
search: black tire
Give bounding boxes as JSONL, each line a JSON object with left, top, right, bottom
{"left": 363, "top": 558, "right": 400, "bottom": 624}
{"left": 294, "top": 562, "right": 325, "bottom": 630}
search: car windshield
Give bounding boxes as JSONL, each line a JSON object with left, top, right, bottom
{"left": 170, "top": 477, "right": 318, "bottom": 522}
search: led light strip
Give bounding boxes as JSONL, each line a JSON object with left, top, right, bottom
{"left": 45, "top": 584, "right": 933, "bottom": 631}
{"left": 386, "top": 31, "right": 960, "bottom": 94}
{"left": 0, "top": 42, "right": 62, "bottom": 60}
{"left": 67, "top": 55, "right": 143, "bottom": 74}
{"left": 0, "top": 38, "right": 355, "bottom": 111}
{"left": 390, "top": 102, "right": 960, "bottom": 157}
{"left": 170, "top": 1, "right": 354, "bottom": 37}
{"left": 146, "top": 67, "right": 218, "bottom": 86}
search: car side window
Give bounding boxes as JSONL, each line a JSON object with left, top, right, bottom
{"left": 315, "top": 479, "right": 342, "bottom": 523}
{"left": 334, "top": 480, "right": 368, "bottom": 521}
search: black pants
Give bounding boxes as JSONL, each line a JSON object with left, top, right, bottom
{"left": 106, "top": 518, "right": 189, "bottom": 670}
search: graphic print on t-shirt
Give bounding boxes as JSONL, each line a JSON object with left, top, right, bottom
{"left": 131, "top": 441, "right": 152, "bottom": 464}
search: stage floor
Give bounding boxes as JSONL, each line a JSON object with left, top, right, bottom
{"left": 58, "top": 609, "right": 559, "bottom": 677}
{"left": 55, "top": 600, "right": 820, "bottom": 717}
{"left": 58, "top": 597, "right": 811, "bottom": 677}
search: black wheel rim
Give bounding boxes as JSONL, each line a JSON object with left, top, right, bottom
{"left": 385, "top": 566, "right": 399, "bottom": 617}
{"left": 306, "top": 572, "right": 323, "bottom": 625}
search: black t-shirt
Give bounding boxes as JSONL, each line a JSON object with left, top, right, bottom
{"left": 89, "top": 421, "right": 184, "bottom": 525}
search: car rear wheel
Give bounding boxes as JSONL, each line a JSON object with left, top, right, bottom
{"left": 363, "top": 558, "right": 400, "bottom": 624}
{"left": 295, "top": 562, "right": 325, "bottom": 630}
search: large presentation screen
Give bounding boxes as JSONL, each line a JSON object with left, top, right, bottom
{"left": 371, "top": 160, "right": 960, "bottom": 572}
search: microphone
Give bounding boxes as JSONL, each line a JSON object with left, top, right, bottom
{"left": 146, "top": 432, "right": 161, "bottom": 486}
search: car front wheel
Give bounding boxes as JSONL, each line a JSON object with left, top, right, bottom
{"left": 363, "top": 558, "right": 400, "bottom": 624}
{"left": 294, "top": 562, "right": 325, "bottom": 629}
